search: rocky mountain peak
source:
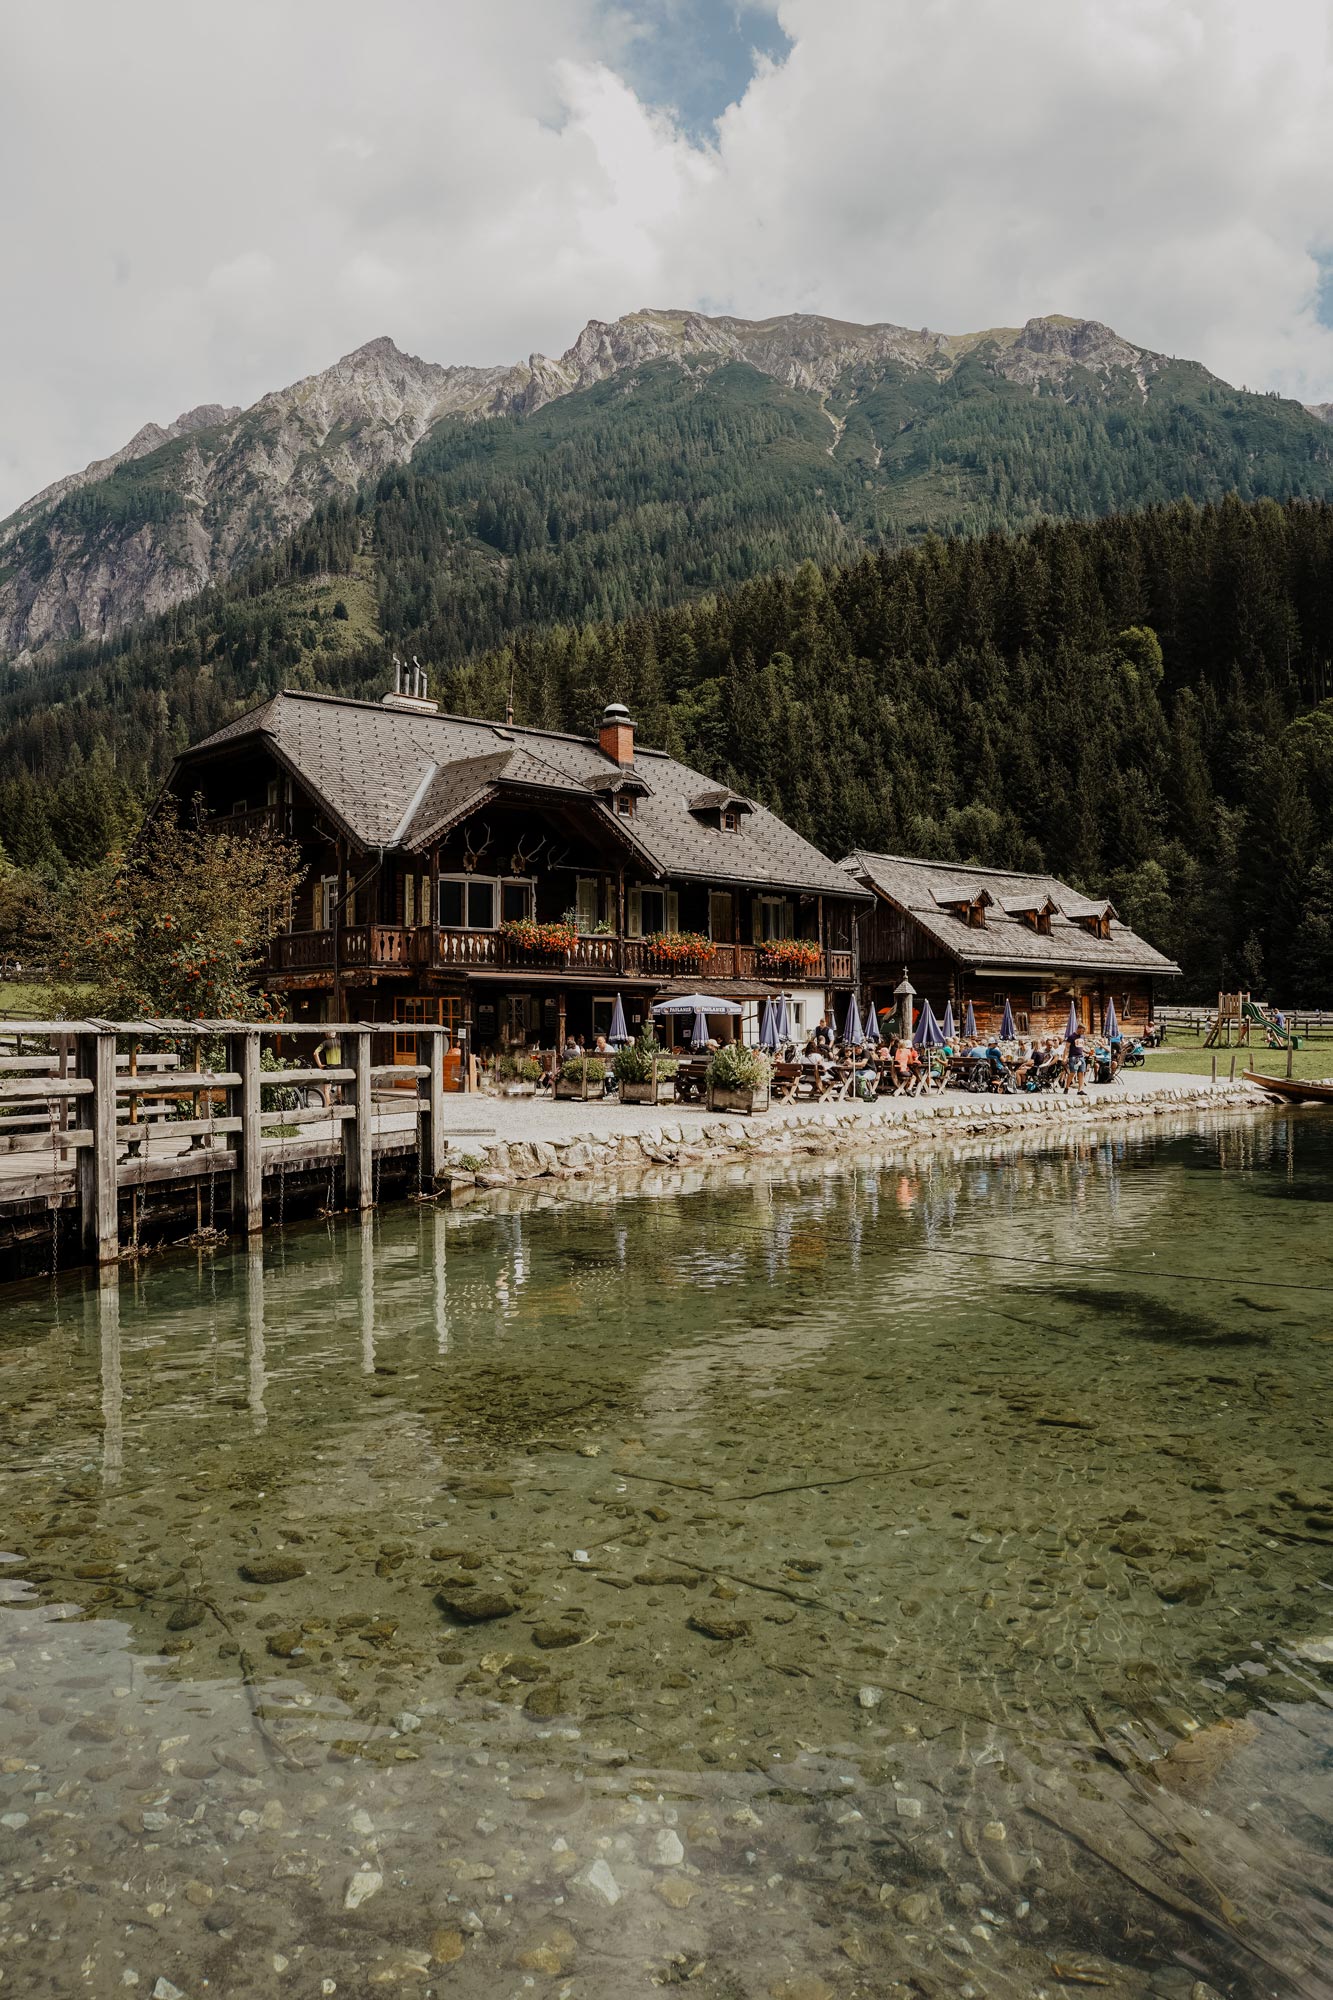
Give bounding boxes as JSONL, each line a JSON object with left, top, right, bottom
{"left": 0, "top": 303, "right": 1307, "bottom": 662}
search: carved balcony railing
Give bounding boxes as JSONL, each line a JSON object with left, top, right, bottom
{"left": 271, "top": 927, "right": 850, "bottom": 983}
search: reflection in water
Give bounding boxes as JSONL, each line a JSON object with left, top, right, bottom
{"left": 97, "top": 1271, "right": 122, "bottom": 1488}
{"left": 3, "top": 1107, "right": 1333, "bottom": 1998}
{"left": 245, "top": 1243, "right": 267, "bottom": 1429}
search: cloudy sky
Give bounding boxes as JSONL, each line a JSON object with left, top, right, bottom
{"left": 2, "top": 0, "right": 1331, "bottom": 515}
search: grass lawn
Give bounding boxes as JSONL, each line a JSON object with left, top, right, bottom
{"left": 0, "top": 981, "right": 93, "bottom": 1020}
{"left": 1147, "top": 1032, "right": 1333, "bottom": 1085}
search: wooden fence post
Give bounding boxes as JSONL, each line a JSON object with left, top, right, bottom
{"left": 78, "top": 1027, "right": 118, "bottom": 1265}
{"left": 343, "top": 1028, "right": 374, "bottom": 1211}
{"left": 236, "top": 1029, "right": 263, "bottom": 1235}
{"left": 424, "top": 1028, "right": 447, "bottom": 1180}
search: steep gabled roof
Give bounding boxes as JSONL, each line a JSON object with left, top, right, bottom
{"left": 181, "top": 691, "right": 868, "bottom": 899}
{"left": 843, "top": 850, "right": 1179, "bottom": 976}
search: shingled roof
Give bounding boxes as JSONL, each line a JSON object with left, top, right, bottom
{"left": 182, "top": 691, "right": 867, "bottom": 900}
{"left": 843, "top": 851, "right": 1179, "bottom": 977}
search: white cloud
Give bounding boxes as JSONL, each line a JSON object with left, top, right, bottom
{"left": 1, "top": 0, "right": 1331, "bottom": 515}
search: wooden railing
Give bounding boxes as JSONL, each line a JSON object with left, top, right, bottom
{"left": 0, "top": 1019, "right": 453, "bottom": 1268}
{"left": 273, "top": 929, "right": 855, "bottom": 982}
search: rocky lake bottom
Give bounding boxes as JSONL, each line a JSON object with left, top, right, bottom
{"left": 1, "top": 1108, "right": 1332, "bottom": 1999}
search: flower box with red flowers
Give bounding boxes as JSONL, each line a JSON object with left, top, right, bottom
{"left": 645, "top": 931, "right": 716, "bottom": 971}
{"left": 499, "top": 918, "right": 580, "bottom": 961}
{"left": 756, "top": 939, "right": 822, "bottom": 977}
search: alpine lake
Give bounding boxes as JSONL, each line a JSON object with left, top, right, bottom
{"left": 1, "top": 1106, "right": 1331, "bottom": 2000}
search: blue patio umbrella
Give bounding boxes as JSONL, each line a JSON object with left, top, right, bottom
{"left": 942, "top": 1000, "right": 956, "bottom": 1041}
{"left": 999, "top": 996, "right": 1016, "bottom": 1040}
{"left": 843, "top": 992, "right": 864, "bottom": 1046}
{"left": 758, "top": 997, "right": 779, "bottom": 1051}
{"left": 775, "top": 993, "right": 792, "bottom": 1042}
{"left": 1103, "top": 996, "right": 1119, "bottom": 1039}
{"left": 914, "top": 996, "right": 944, "bottom": 1048}
{"left": 964, "top": 999, "right": 977, "bottom": 1040}
{"left": 1064, "top": 1000, "right": 1080, "bottom": 1042}
{"left": 690, "top": 1007, "right": 710, "bottom": 1051}
{"left": 863, "top": 997, "right": 882, "bottom": 1045}
{"left": 608, "top": 993, "right": 629, "bottom": 1046}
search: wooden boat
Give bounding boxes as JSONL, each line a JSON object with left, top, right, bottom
{"left": 1243, "top": 1070, "right": 1333, "bottom": 1103}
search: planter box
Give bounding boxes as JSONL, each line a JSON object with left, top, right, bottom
{"left": 618, "top": 1077, "right": 677, "bottom": 1105}
{"left": 554, "top": 1076, "right": 597, "bottom": 1101}
{"left": 707, "top": 1083, "right": 771, "bottom": 1115}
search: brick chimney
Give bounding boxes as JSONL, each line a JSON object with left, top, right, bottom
{"left": 599, "top": 701, "right": 635, "bottom": 766}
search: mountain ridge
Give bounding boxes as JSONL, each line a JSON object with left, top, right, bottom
{"left": 3, "top": 305, "right": 1331, "bottom": 661}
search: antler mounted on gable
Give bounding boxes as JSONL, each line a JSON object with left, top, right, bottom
{"left": 461, "top": 820, "right": 494, "bottom": 874}
{"left": 509, "top": 832, "right": 547, "bottom": 876}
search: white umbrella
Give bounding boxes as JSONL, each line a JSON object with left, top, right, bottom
{"left": 690, "top": 1007, "right": 709, "bottom": 1050}
{"left": 608, "top": 993, "right": 629, "bottom": 1045}
{"left": 759, "top": 997, "right": 778, "bottom": 1051}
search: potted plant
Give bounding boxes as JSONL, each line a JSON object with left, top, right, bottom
{"left": 645, "top": 930, "right": 716, "bottom": 973}
{"left": 493, "top": 1052, "right": 543, "bottom": 1095}
{"left": 500, "top": 918, "right": 581, "bottom": 961}
{"left": 554, "top": 1054, "right": 606, "bottom": 1101}
{"left": 705, "top": 1042, "right": 772, "bottom": 1114}
{"left": 755, "top": 938, "right": 822, "bottom": 978}
{"left": 612, "top": 1030, "right": 679, "bottom": 1104}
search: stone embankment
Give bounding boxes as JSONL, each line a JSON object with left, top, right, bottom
{"left": 439, "top": 1078, "right": 1267, "bottom": 1198}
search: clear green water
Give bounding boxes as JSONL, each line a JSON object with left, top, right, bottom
{"left": 2, "top": 1110, "right": 1332, "bottom": 1999}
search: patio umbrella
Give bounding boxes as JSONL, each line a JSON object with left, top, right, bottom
{"left": 1064, "top": 1000, "right": 1080, "bottom": 1042}
{"left": 863, "top": 997, "right": 882, "bottom": 1045}
{"left": 608, "top": 993, "right": 629, "bottom": 1046}
{"left": 964, "top": 999, "right": 977, "bottom": 1040}
{"left": 651, "top": 993, "right": 742, "bottom": 1015}
{"left": 1103, "top": 996, "right": 1119, "bottom": 1039}
{"left": 999, "top": 996, "right": 1016, "bottom": 1040}
{"left": 843, "top": 992, "right": 864, "bottom": 1046}
{"left": 690, "top": 1007, "right": 710, "bottom": 1051}
{"left": 942, "top": 1000, "right": 956, "bottom": 1041}
{"left": 775, "top": 993, "right": 792, "bottom": 1042}
{"left": 914, "top": 996, "right": 944, "bottom": 1048}
{"left": 758, "top": 997, "right": 778, "bottom": 1051}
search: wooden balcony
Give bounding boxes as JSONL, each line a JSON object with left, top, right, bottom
{"left": 271, "top": 929, "right": 855, "bottom": 983}
{"left": 271, "top": 927, "right": 410, "bottom": 974}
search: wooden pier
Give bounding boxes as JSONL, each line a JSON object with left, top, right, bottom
{"left": 0, "top": 1019, "right": 459, "bottom": 1271}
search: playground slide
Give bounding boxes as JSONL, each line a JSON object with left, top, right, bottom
{"left": 1241, "top": 999, "right": 1300, "bottom": 1049}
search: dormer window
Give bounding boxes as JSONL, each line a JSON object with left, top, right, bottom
{"left": 1010, "top": 897, "right": 1057, "bottom": 936}
{"left": 615, "top": 792, "right": 636, "bottom": 819}
{"left": 689, "top": 787, "right": 755, "bottom": 830}
{"left": 937, "top": 885, "right": 993, "bottom": 930}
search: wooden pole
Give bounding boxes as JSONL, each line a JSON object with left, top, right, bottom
{"left": 343, "top": 1028, "right": 375, "bottom": 1211}
{"left": 78, "top": 1028, "right": 119, "bottom": 1266}
{"left": 1287, "top": 1037, "right": 1294, "bottom": 1079}
{"left": 425, "top": 1028, "right": 447, "bottom": 1180}
{"left": 237, "top": 1029, "right": 263, "bottom": 1235}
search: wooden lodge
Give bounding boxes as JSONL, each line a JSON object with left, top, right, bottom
{"left": 842, "top": 851, "right": 1180, "bottom": 1039}
{"left": 170, "top": 684, "right": 869, "bottom": 1067}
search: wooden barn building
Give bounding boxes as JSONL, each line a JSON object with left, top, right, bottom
{"left": 842, "top": 851, "right": 1179, "bottom": 1040}
{"left": 170, "top": 684, "right": 867, "bottom": 1067}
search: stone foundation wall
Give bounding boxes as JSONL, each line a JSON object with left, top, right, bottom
{"left": 439, "top": 1081, "right": 1268, "bottom": 1198}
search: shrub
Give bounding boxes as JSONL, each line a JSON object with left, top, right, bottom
{"left": 612, "top": 1030, "right": 678, "bottom": 1083}
{"left": 706, "top": 1043, "right": 772, "bottom": 1090}
{"left": 560, "top": 1055, "right": 605, "bottom": 1084}
{"left": 494, "top": 1053, "right": 542, "bottom": 1083}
